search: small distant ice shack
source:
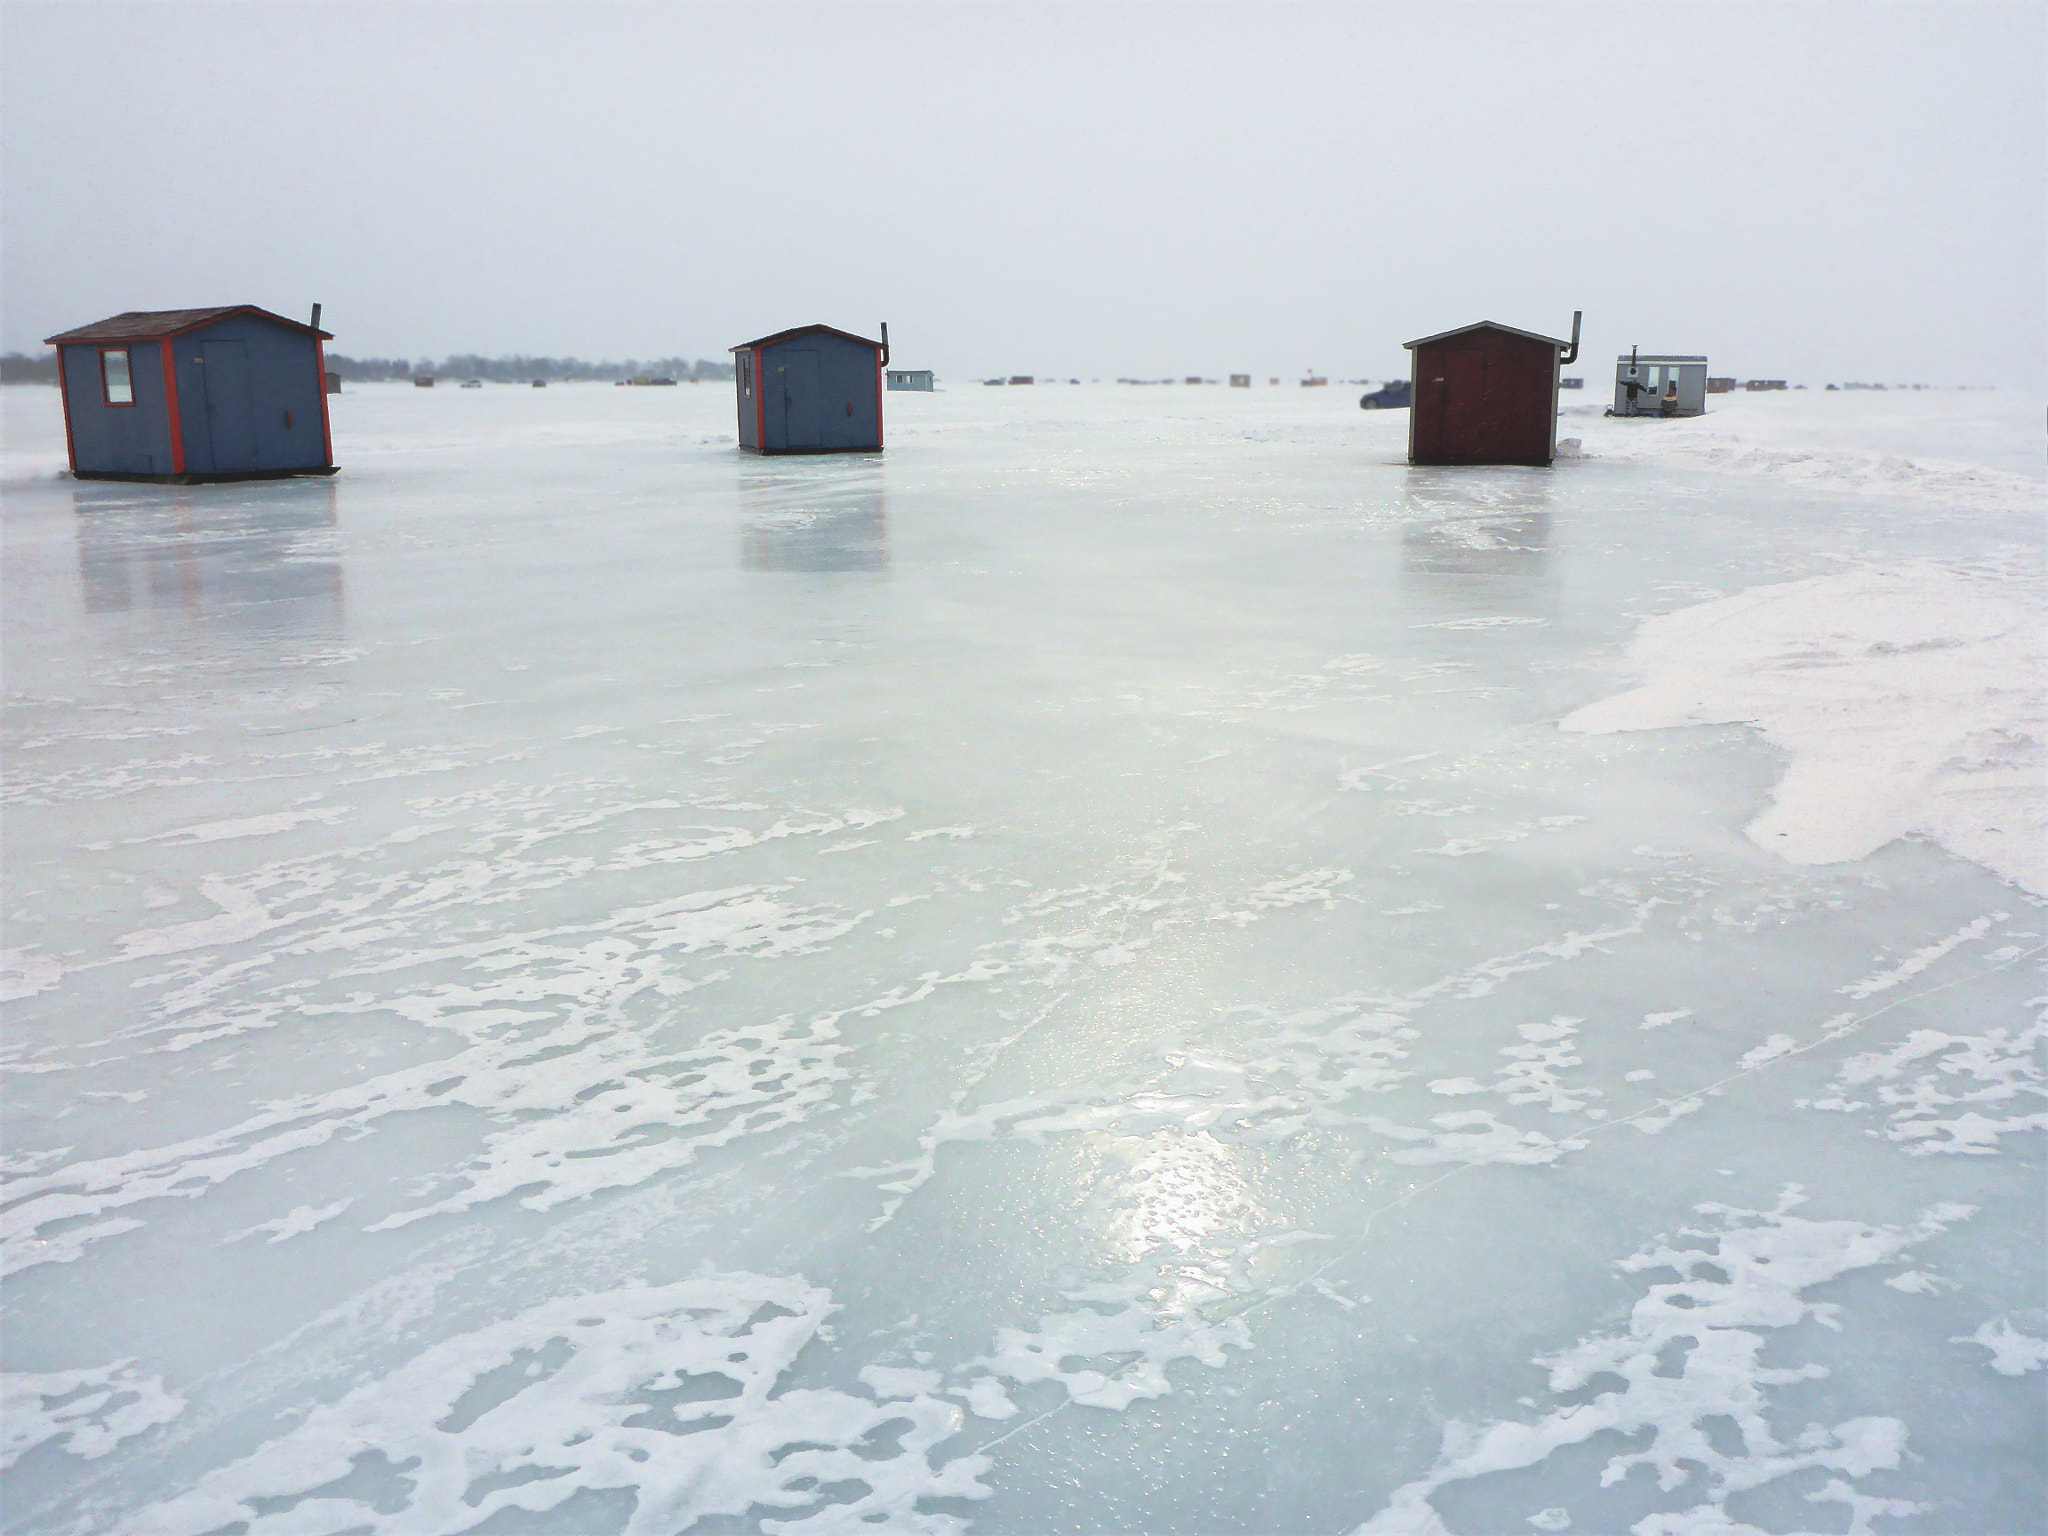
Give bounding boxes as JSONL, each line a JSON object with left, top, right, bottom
{"left": 732, "top": 323, "right": 888, "bottom": 454}
{"left": 44, "top": 305, "right": 336, "bottom": 482}
{"left": 1404, "top": 312, "right": 1581, "bottom": 467}
{"left": 886, "top": 368, "right": 934, "bottom": 392}
{"left": 1611, "top": 350, "right": 1708, "bottom": 417}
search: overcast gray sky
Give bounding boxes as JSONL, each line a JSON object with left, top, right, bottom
{"left": 4, "top": 0, "right": 2041, "bottom": 384}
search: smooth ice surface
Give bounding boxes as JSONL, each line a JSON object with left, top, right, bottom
{"left": 3, "top": 381, "right": 2043, "bottom": 1536}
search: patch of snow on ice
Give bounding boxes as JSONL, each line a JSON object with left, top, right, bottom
{"left": 859, "top": 1364, "right": 943, "bottom": 1399}
{"left": 1562, "top": 564, "right": 2045, "bottom": 893}
{"left": 116, "top": 1274, "right": 986, "bottom": 1536}
{"left": 4, "top": 886, "right": 874, "bottom": 1275}
{"left": 1629, "top": 1095, "right": 1707, "bottom": 1136}
{"left": 1838, "top": 915, "right": 2003, "bottom": 999}
{"left": 114, "top": 876, "right": 284, "bottom": 958}
{"left": 1213, "top": 867, "right": 1355, "bottom": 924}
{"left": 1364, "top": 1107, "right": 1588, "bottom": 1166}
{"left": 0, "top": 947, "right": 62, "bottom": 1002}
{"left": 134, "top": 805, "right": 352, "bottom": 844}
{"left": 1736, "top": 1035, "right": 1799, "bottom": 1071}
{"left": 1494, "top": 1017, "right": 1600, "bottom": 1114}
{"left": 1409, "top": 616, "right": 1548, "bottom": 630}
{"left": 1350, "top": 1189, "right": 1967, "bottom": 1536}
{"left": 1804, "top": 1010, "right": 2045, "bottom": 1155}
{"left": 1951, "top": 1317, "right": 2047, "bottom": 1376}
{"left": 1421, "top": 1019, "right": 1602, "bottom": 1117}
{"left": 1, "top": 1360, "right": 183, "bottom": 1471}
{"left": 368, "top": 1010, "right": 860, "bottom": 1228}
{"left": 226, "top": 1198, "right": 354, "bottom": 1244}
{"left": 975, "top": 1260, "right": 1251, "bottom": 1413}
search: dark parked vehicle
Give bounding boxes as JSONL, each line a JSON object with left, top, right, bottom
{"left": 1359, "top": 380, "right": 1412, "bottom": 409}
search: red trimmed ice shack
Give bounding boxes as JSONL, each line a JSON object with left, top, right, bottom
{"left": 1404, "top": 313, "right": 1581, "bottom": 467}
{"left": 44, "top": 305, "right": 337, "bottom": 483}
{"left": 731, "top": 323, "right": 887, "bottom": 455}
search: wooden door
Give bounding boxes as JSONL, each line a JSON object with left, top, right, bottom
{"left": 782, "top": 350, "right": 821, "bottom": 448}
{"left": 199, "top": 340, "right": 257, "bottom": 469}
{"left": 1437, "top": 345, "right": 1496, "bottom": 459}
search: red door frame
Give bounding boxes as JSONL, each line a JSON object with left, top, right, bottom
{"left": 56, "top": 348, "right": 78, "bottom": 472}
{"left": 313, "top": 336, "right": 334, "bottom": 467}
{"left": 159, "top": 339, "right": 186, "bottom": 475}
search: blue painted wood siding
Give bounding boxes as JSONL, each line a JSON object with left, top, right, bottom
{"left": 756, "top": 332, "right": 882, "bottom": 453}
{"left": 167, "top": 314, "right": 328, "bottom": 475}
{"left": 61, "top": 341, "right": 176, "bottom": 475}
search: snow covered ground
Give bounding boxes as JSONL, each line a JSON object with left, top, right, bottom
{"left": 2, "top": 379, "right": 2041, "bottom": 1536}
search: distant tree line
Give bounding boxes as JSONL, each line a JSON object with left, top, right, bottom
{"left": 0, "top": 353, "right": 59, "bottom": 383}
{"left": 0, "top": 351, "right": 733, "bottom": 384}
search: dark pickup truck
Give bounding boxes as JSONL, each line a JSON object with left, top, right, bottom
{"left": 1359, "top": 380, "right": 1411, "bottom": 409}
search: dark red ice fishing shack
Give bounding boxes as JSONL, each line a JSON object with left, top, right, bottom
{"left": 1404, "top": 314, "right": 1581, "bottom": 467}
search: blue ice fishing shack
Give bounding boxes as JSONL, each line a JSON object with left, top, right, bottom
{"left": 731, "top": 323, "right": 888, "bottom": 454}
{"left": 44, "top": 305, "right": 337, "bottom": 483}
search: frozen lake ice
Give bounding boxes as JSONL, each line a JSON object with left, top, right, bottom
{"left": 2, "top": 379, "right": 2042, "bottom": 1535}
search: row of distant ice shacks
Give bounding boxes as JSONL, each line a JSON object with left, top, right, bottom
{"left": 44, "top": 306, "right": 1757, "bottom": 481}
{"left": 724, "top": 318, "right": 1614, "bottom": 466}
{"left": 39, "top": 308, "right": 908, "bottom": 479}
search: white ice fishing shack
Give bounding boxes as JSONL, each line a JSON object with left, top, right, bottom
{"left": 1610, "top": 350, "right": 1708, "bottom": 417}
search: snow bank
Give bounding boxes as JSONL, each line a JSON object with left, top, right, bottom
{"left": 1577, "top": 399, "right": 2045, "bottom": 517}
{"left": 1563, "top": 564, "right": 2045, "bottom": 894}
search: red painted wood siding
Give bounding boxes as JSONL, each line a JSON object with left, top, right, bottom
{"left": 1409, "top": 329, "right": 1558, "bottom": 466}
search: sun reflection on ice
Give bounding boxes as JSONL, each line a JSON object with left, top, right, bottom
{"left": 1100, "top": 1119, "right": 1264, "bottom": 1268}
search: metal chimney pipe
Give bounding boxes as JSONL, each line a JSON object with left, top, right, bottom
{"left": 1559, "top": 310, "right": 1581, "bottom": 366}
{"left": 310, "top": 303, "right": 322, "bottom": 332}
{"left": 879, "top": 322, "right": 890, "bottom": 368}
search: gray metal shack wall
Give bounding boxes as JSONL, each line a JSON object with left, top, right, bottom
{"left": 760, "top": 333, "right": 881, "bottom": 453}
{"left": 62, "top": 341, "right": 176, "bottom": 475}
{"left": 167, "top": 315, "right": 329, "bottom": 475}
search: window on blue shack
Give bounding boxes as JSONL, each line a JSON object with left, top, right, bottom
{"left": 100, "top": 348, "right": 133, "bottom": 406}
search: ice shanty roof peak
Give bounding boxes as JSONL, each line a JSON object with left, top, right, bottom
{"left": 44, "top": 306, "right": 333, "bottom": 344}
{"left": 729, "top": 324, "right": 883, "bottom": 353}
{"left": 1403, "top": 319, "right": 1574, "bottom": 351}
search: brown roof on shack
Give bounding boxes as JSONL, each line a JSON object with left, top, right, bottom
{"left": 44, "top": 306, "right": 333, "bottom": 344}
{"left": 1403, "top": 320, "right": 1571, "bottom": 351}
{"left": 729, "top": 323, "right": 882, "bottom": 353}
